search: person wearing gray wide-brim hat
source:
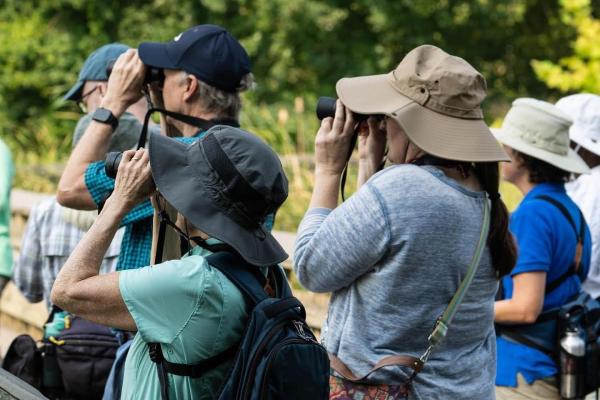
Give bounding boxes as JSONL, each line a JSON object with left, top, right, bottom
{"left": 148, "top": 125, "right": 289, "bottom": 266}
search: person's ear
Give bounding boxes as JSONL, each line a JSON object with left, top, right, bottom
{"left": 183, "top": 74, "right": 199, "bottom": 102}
{"left": 98, "top": 82, "right": 108, "bottom": 98}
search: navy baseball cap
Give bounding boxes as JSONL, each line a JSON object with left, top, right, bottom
{"left": 64, "top": 43, "right": 130, "bottom": 101}
{"left": 138, "top": 25, "right": 251, "bottom": 93}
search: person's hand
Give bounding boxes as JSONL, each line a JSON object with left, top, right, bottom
{"left": 358, "top": 117, "right": 387, "bottom": 172}
{"left": 100, "top": 49, "right": 146, "bottom": 117}
{"left": 111, "top": 148, "right": 154, "bottom": 212}
{"left": 314, "top": 100, "right": 356, "bottom": 176}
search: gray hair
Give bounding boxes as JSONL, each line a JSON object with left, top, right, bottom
{"left": 181, "top": 72, "right": 254, "bottom": 119}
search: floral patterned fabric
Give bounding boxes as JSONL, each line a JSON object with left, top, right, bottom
{"left": 329, "top": 375, "right": 409, "bottom": 400}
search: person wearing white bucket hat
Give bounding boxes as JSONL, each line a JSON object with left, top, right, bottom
{"left": 493, "top": 98, "right": 592, "bottom": 399}
{"left": 294, "top": 45, "right": 518, "bottom": 399}
{"left": 557, "top": 94, "right": 600, "bottom": 300}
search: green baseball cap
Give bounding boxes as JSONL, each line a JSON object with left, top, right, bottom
{"left": 64, "top": 43, "right": 129, "bottom": 101}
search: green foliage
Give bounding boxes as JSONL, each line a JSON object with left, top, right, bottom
{"left": 532, "top": 0, "right": 600, "bottom": 93}
{"left": 0, "top": 0, "right": 592, "bottom": 229}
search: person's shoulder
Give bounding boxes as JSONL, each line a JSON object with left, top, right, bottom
{"left": 369, "top": 164, "right": 428, "bottom": 187}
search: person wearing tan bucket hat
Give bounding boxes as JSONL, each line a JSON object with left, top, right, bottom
{"left": 493, "top": 98, "right": 592, "bottom": 400}
{"left": 294, "top": 45, "right": 517, "bottom": 399}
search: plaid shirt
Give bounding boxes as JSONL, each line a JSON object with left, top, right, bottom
{"left": 85, "top": 162, "right": 153, "bottom": 271}
{"left": 83, "top": 134, "right": 206, "bottom": 272}
{"left": 12, "top": 197, "right": 123, "bottom": 308}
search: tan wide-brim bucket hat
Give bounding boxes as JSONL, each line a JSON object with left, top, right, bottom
{"left": 492, "top": 98, "right": 590, "bottom": 174}
{"left": 336, "top": 45, "right": 509, "bottom": 162}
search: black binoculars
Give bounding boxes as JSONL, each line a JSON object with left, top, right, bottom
{"left": 106, "top": 59, "right": 165, "bottom": 86}
{"left": 316, "top": 97, "right": 384, "bottom": 123}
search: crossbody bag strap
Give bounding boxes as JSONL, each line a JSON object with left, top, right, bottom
{"left": 330, "top": 199, "right": 491, "bottom": 383}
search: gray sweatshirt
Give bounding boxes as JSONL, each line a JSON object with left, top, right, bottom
{"left": 294, "top": 165, "right": 497, "bottom": 400}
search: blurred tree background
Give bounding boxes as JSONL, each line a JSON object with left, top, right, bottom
{"left": 0, "top": 0, "right": 598, "bottom": 229}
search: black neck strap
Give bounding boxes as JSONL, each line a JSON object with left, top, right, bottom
{"left": 137, "top": 107, "right": 240, "bottom": 149}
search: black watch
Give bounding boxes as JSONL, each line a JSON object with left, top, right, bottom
{"left": 92, "top": 107, "right": 119, "bottom": 130}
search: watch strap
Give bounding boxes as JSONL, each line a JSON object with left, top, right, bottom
{"left": 92, "top": 107, "right": 119, "bottom": 130}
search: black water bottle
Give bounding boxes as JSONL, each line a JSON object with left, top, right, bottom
{"left": 560, "top": 327, "right": 586, "bottom": 399}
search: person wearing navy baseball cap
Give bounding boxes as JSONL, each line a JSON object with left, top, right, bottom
{"left": 58, "top": 25, "right": 254, "bottom": 266}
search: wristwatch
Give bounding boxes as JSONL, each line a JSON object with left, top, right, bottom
{"left": 92, "top": 107, "right": 119, "bottom": 130}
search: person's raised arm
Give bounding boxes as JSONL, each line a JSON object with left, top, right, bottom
{"left": 294, "top": 102, "right": 391, "bottom": 292}
{"left": 57, "top": 50, "right": 146, "bottom": 210}
{"left": 52, "top": 148, "right": 154, "bottom": 330}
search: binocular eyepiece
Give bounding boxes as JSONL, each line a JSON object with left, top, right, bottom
{"left": 106, "top": 60, "right": 165, "bottom": 85}
{"left": 316, "top": 97, "right": 381, "bottom": 123}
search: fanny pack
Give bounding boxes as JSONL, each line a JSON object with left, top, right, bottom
{"left": 2, "top": 307, "right": 124, "bottom": 400}
{"left": 328, "top": 198, "right": 491, "bottom": 399}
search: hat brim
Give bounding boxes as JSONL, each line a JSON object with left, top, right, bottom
{"left": 492, "top": 128, "right": 590, "bottom": 174}
{"left": 571, "top": 125, "right": 600, "bottom": 157}
{"left": 148, "top": 133, "right": 288, "bottom": 266}
{"left": 63, "top": 80, "right": 84, "bottom": 101}
{"left": 138, "top": 41, "right": 178, "bottom": 70}
{"left": 337, "top": 74, "right": 509, "bottom": 162}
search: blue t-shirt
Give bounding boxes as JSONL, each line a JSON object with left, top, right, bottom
{"left": 496, "top": 183, "right": 592, "bottom": 387}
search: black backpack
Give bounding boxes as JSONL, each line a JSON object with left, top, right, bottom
{"left": 148, "top": 251, "right": 330, "bottom": 400}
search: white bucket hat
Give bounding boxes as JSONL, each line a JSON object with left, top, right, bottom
{"left": 555, "top": 93, "right": 600, "bottom": 157}
{"left": 493, "top": 98, "right": 590, "bottom": 174}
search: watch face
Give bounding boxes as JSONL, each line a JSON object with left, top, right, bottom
{"left": 94, "top": 108, "right": 111, "bottom": 122}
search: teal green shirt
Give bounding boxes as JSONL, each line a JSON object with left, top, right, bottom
{"left": 0, "top": 139, "right": 14, "bottom": 278}
{"left": 119, "top": 245, "right": 247, "bottom": 399}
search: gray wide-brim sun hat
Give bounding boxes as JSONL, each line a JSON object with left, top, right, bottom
{"left": 492, "top": 98, "right": 590, "bottom": 174}
{"left": 148, "top": 125, "right": 289, "bottom": 266}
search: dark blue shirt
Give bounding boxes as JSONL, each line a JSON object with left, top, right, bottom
{"left": 496, "top": 183, "right": 591, "bottom": 387}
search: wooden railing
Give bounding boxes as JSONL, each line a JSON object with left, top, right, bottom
{"left": 0, "top": 190, "right": 328, "bottom": 355}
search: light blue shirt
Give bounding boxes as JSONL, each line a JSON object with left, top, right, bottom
{"left": 119, "top": 245, "right": 247, "bottom": 400}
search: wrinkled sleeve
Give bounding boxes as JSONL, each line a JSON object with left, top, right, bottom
{"left": 510, "top": 202, "right": 553, "bottom": 276}
{"left": 12, "top": 205, "right": 44, "bottom": 303}
{"left": 294, "top": 184, "right": 390, "bottom": 293}
{"left": 119, "top": 258, "right": 206, "bottom": 343}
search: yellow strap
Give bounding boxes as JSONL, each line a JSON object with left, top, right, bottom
{"left": 48, "top": 336, "right": 65, "bottom": 346}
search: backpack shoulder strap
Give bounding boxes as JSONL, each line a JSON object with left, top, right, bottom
{"left": 534, "top": 195, "right": 586, "bottom": 294}
{"left": 206, "top": 252, "right": 270, "bottom": 305}
{"left": 148, "top": 252, "right": 266, "bottom": 400}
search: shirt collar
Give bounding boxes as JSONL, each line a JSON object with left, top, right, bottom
{"left": 183, "top": 238, "right": 223, "bottom": 258}
{"left": 523, "top": 182, "right": 566, "bottom": 202}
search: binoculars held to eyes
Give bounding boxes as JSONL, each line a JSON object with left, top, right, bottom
{"left": 316, "top": 97, "right": 382, "bottom": 122}
{"left": 106, "top": 59, "right": 165, "bottom": 86}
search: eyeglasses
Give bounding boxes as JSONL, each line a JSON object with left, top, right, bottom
{"left": 77, "top": 85, "right": 99, "bottom": 113}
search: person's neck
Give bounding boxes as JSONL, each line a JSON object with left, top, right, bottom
{"left": 179, "top": 109, "right": 221, "bottom": 137}
{"left": 513, "top": 174, "right": 536, "bottom": 196}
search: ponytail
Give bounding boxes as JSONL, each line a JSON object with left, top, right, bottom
{"left": 473, "top": 162, "right": 517, "bottom": 278}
